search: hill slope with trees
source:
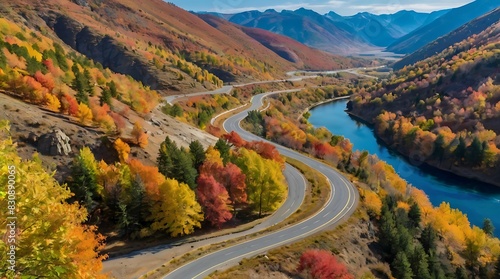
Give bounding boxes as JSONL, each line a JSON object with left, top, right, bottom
{"left": 349, "top": 19, "right": 500, "bottom": 186}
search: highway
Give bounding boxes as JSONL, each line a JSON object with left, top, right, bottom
{"left": 163, "top": 89, "right": 359, "bottom": 278}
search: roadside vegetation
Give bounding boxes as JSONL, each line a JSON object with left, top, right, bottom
{"left": 235, "top": 75, "right": 500, "bottom": 278}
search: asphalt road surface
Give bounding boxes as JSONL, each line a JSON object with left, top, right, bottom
{"left": 163, "top": 89, "right": 359, "bottom": 279}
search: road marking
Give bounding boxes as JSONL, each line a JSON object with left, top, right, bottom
{"left": 301, "top": 226, "right": 309, "bottom": 230}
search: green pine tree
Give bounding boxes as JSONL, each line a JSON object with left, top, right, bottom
{"left": 392, "top": 251, "right": 413, "bottom": 279}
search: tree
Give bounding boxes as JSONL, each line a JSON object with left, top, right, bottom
{"left": 77, "top": 102, "right": 93, "bottom": 125}
{"left": 392, "top": 251, "right": 413, "bottom": 279}
{"left": 189, "top": 140, "right": 206, "bottom": 169}
{"left": 420, "top": 224, "right": 437, "bottom": 253}
{"left": 73, "top": 71, "right": 89, "bottom": 105}
{"left": 157, "top": 137, "right": 197, "bottom": 189}
{"left": 408, "top": 203, "right": 421, "bottom": 228}
{"left": 454, "top": 136, "right": 466, "bottom": 162}
{"left": 114, "top": 138, "right": 130, "bottom": 163}
{"left": 149, "top": 178, "right": 203, "bottom": 237}
{"left": 494, "top": 255, "right": 500, "bottom": 279}
{"left": 482, "top": 218, "right": 494, "bottom": 236}
{"left": 409, "top": 244, "right": 431, "bottom": 279}
{"left": 215, "top": 138, "right": 231, "bottom": 165}
{"left": 297, "top": 249, "right": 353, "bottom": 279}
{"left": 220, "top": 163, "right": 247, "bottom": 214}
{"left": 99, "top": 87, "right": 112, "bottom": 107}
{"left": 131, "top": 122, "right": 148, "bottom": 148}
{"left": 233, "top": 148, "right": 286, "bottom": 217}
{"left": 70, "top": 147, "right": 102, "bottom": 211}
{"left": 196, "top": 174, "right": 232, "bottom": 228}
{"left": 0, "top": 122, "right": 107, "bottom": 278}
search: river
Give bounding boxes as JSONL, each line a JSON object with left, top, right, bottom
{"left": 309, "top": 99, "right": 500, "bottom": 237}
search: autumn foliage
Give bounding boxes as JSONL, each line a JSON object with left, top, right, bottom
{"left": 297, "top": 249, "right": 353, "bottom": 279}
{"left": 196, "top": 174, "right": 232, "bottom": 228}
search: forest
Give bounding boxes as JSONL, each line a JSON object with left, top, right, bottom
{"left": 349, "top": 21, "right": 500, "bottom": 185}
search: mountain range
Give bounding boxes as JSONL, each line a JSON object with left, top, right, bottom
{"left": 0, "top": 0, "right": 364, "bottom": 93}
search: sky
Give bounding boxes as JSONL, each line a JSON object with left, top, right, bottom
{"left": 168, "top": 0, "right": 474, "bottom": 16}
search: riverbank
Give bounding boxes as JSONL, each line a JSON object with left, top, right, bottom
{"left": 345, "top": 110, "right": 500, "bottom": 188}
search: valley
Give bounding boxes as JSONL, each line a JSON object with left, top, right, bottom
{"left": 2, "top": 0, "right": 500, "bottom": 278}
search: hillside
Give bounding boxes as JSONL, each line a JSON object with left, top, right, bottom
{"left": 386, "top": 0, "right": 500, "bottom": 54}
{"left": 0, "top": 0, "right": 355, "bottom": 94}
{"left": 393, "top": 8, "right": 500, "bottom": 70}
{"left": 349, "top": 19, "right": 500, "bottom": 185}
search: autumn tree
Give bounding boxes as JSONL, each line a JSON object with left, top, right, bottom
{"left": 114, "top": 138, "right": 130, "bottom": 163}
{"left": 70, "top": 147, "right": 102, "bottom": 211}
{"left": 196, "top": 174, "right": 232, "bottom": 228}
{"left": 297, "top": 249, "right": 353, "bottom": 279}
{"left": 232, "top": 148, "right": 286, "bottom": 217}
{"left": 77, "top": 102, "right": 93, "bottom": 125}
{"left": 131, "top": 121, "right": 148, "bottom": 148}
{"left": 220, "top": 163, "right": 247, "bottom": 214}
{"left": 0, "top": 121, "right": 107, "bottom": 278}
{"left": 149, "top": 178, "right": 203, "bottom": 237}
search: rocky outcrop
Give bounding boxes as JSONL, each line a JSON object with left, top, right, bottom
{"left": 37, "top": 129, "right": 72, "bottom": 156}
{"left": 44, "top": 13, "right": 175, "bottom": 90}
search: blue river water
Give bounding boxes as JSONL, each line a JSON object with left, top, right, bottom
{"left": 309, "top": 100, "right": 500, "bottom": 236}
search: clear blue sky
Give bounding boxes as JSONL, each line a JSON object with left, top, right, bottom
{"left": 168, "top": 0, "right": 474, "bottom": 15}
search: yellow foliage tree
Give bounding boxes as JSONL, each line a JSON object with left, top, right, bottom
{"left": 0, "top": 121, "right": 107, "bottom": 278}
{"left": 149, "top": 178, "right": 203, "bottom": 237}
{"left": 44, "top": 93, "right": 61, "bottom": 112}
{"left": 114, "top": 138, "right": 130, "bottom": 163}
{"left": 77, "top": 102, "right": 93, "bottom": 125}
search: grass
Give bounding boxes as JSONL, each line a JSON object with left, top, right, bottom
{"left": 140, "top": 156, "right": 331, "bottom": 279}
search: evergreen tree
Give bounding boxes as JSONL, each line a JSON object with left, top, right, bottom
{"left": 70, "top": 147, "right": 102, "bottom": 211}
{"left": 189, "top": 140, "right": 206, "bottom": 169}
{"left": 482, "top": 218, "right": 495, "bottom": 236}
{"left": 99, "top": 87, "right": 112, "bottom": 107}
{"left": 408, "top": 203, "right": 422, "bottom": 228}
{"left": 157, "top": 136, "right": 177, "bottom": 177}
{"left": 108, "top": 80, "right": 118, "bottom": 97}
{"left": 392, "top": 251, "right": 413, "bottom": 279}
{"left": 420, "top": 224, "right": 437, "bottom": 253}
{"left": 409, "top": 244, "right": 431, "bottom": 279}
{"left": 172, "top": 147, "right": 198, "bottom": 189}
{"left": 83, "top": 68, "right": 95, "bottom": 96}
{"left": 26, "top": 56, "right": 44, "bottom": 75}
{"left": 215, "top": 138, "right": 231, "bottom": 165}
{"left": 0, "top": 46, "right": 7, "bottom": 69}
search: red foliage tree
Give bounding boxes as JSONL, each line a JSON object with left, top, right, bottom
{"left": 246, "top": 140, "right": 285, "bottom": 169}
{"left": 196, "top": 174, "right": 232, "bottom": 228}
{"left": 297, "top": 249, "right": 353, "bottom": 279}
{"left": 34, "top": 71, "right": 55, "bottom": 92}
{"left": 219, "top": 163, "right": 247, "bottom": 213}
{"left": 64, "top": 94, "right": 79, "bottom": 116}
{"left": 222, "top": 131, "right": 246, "bottom": 147}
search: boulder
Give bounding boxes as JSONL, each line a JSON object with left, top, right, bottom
{"left": 37, "top": 129, "right": 72, "bottom": 156}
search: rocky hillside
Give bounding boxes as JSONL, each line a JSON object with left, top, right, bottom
{"left": 1, "top": 0, "right": 359, "bottom": 94}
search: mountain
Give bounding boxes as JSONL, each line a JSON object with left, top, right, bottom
{"left": 1, "top": 0, "right": 359, "bottom": 94}
{"left": 198, "top": 14, "right": 357, "bottom": 70}
{"left": 393, "top": 8, "right": 500, "bottom": 70}
{"left": 227, "top": 8, "right": 372, "bottom": 54}
{"left": 386, "top": 0, "right": 500, "bottom": 54}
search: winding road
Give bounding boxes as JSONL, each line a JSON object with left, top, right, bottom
{"left": 105, "top": 67, "right": 372, "bottom": 278}
{"left": 163, "top": 90, "right": 359, "bottom": 278}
